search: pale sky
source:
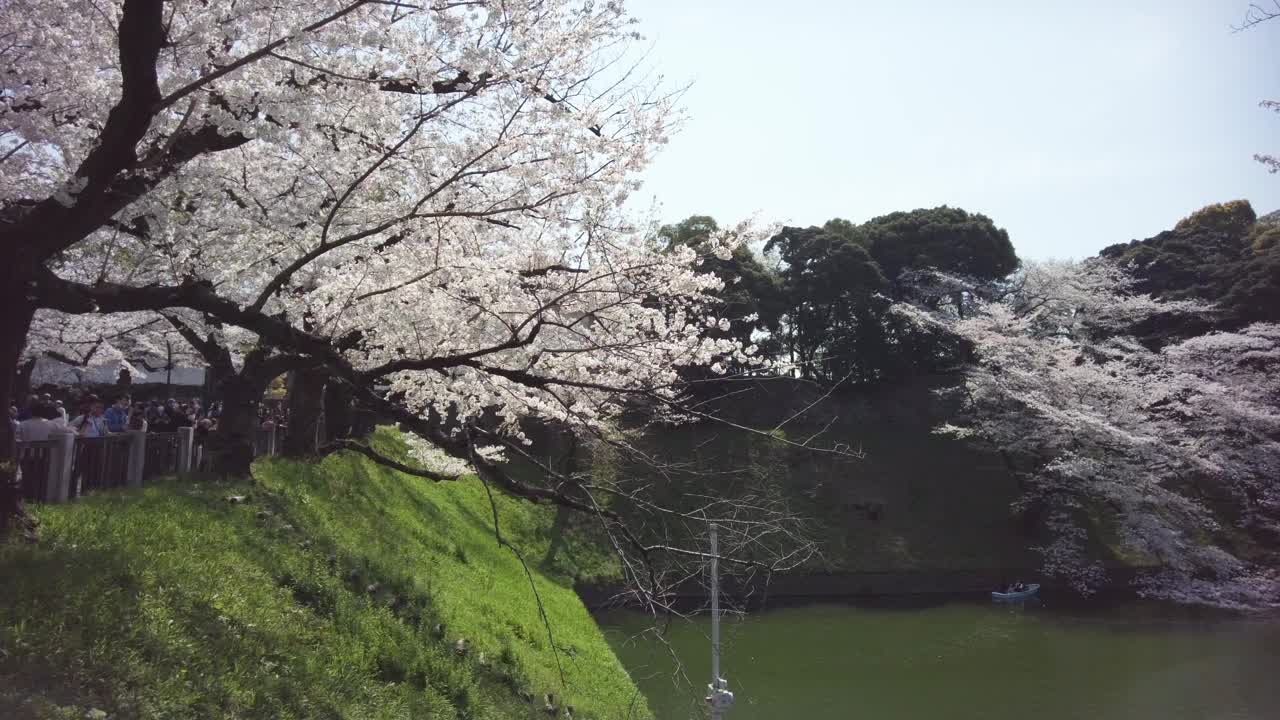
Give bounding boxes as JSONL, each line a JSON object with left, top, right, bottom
{"left": 626, "top": 0, "right": 1280, "bottom": 259}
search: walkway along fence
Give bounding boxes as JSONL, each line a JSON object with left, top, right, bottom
{"left": 14, "top": 425, "right": 278, "bottom": 504}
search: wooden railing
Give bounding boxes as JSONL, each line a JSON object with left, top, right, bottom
{"left": 253, "top": 426, "right": 278, "bottom": 457}
{"left": 17, "top": 440, "right": 52, "bottom": 501}
{"left": 70, "top": 435, "right": 131, "bottom": 496}
{"left": 144, "top": 432, "right": 181, "bottom": 481}
{"left": 15, "top": 425, "right": 277, "bottom": 505}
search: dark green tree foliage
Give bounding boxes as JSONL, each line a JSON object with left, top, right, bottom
{"left": 1222, "top": 245, "right": 1280, "bottom": 324}
{"left": 857, "top": 206, "right": 1019, "bottom": 284}
{"left": 765, "top": 207, "right": 1016, "bottom": 384}
{"left": 658, "top": 216, "right": 785, "bottom": 367}
{"left": 1099, "top": 200, "right": 1280, "bottom": 330}
{"left": 655, "top": 209, "right": 1016, "bottom": 386}
{"left": 765, "top": 226, "right": 889, "bottom": 381}
{"left": 1249, "top": 211, "right": 1280, "bottom": 252}
{"left": 820, "top": 217, "right": 861, "bottom": 245}
{"left": 1176, "top": 199, "right": 1259, "bottom": 235}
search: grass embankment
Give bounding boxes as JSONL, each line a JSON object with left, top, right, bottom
{"left": 0, "top": 428, "right": 648, "bottom": 720}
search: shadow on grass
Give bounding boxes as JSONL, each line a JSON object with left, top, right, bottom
{"left": 541, "top": 505, "right": 573, "bottom": 571}
{"left": 0, "top": 537, "right": 345, "bottom": 720}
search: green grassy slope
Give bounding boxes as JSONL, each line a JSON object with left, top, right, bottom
{"left": 0, "top": 428, "right": 648, "bottom": 720}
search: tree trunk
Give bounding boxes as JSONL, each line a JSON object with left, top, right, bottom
{"left": 0, "top": 282, "right": 36, "bottom": 536}
{"left": 323, "top": 380, "right": 354, "bottom": 443}
{"left": 205, "top": 351, "right": 235, "bottom": 402}
{"left": 283, "top": 367, "right": 327, "bottom": 457}
{"left": 210, "top": 375, "right": 266, "bottom": 478}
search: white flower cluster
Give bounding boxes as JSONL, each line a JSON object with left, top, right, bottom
{"left": 900, "top": 259, "right": 1280, "bottom": 608}
{"left": 7, "top": 0, "right": 761, "bottom": 456}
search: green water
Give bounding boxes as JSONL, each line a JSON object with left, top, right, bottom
{"left": 598, "top": 602, "right": 1280, "bottom": 720}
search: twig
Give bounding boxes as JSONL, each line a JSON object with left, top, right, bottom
{"left": 466, "top": 428, "right": 568, "bottom": 692}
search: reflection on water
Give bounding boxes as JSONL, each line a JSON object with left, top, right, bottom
{"left": 596, "top": 601, "right": 1280, "bottom": 720}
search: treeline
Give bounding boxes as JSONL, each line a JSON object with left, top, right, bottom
{"left": 661, "top": 207, "right": 1017, "bottom": 386}
{"left": 671, "top": 199, "right": 1279, "bottom": 389}
{"left": 630, "top": 200, "right": 1280, "bottom": 605}
{"left": 1101, "top": 200, "right": 1280, "bottom": 333}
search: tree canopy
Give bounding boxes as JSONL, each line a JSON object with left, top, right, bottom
{"left": 0, "top": 0, "right": 814, "bottom": 604}
{"left": 858, "top": 206, "right": 1019, "bottom": 284}
{"left": 897, "top": 260, "right": 1280, "bottom": 607}
{"left": 1100, "top": 200, "right": 1280, "bottom": 331}
{"left": 658, "top": 215, "right": 784, "bottom": 367}
{"left": 761, "top": 207, "right": 1016, "bottom": 383}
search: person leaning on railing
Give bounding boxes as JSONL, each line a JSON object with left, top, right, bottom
{"left": 103, "top": 395, "right": 130, "bottom": 434}
{"left": 31, "top": 393, "right": 67, "bottom": 428}
{"left": 127, "top": 402, "right": 149, "bottom": 433}
{"left": 69, "top": 396, "right": 108, "bottom": 438}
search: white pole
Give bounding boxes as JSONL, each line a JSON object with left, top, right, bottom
{"left": 706, "top": 523, "right": 733, "bottom": 720}
{"left": 710, "top": 523, "right": 720, "bottom": 690}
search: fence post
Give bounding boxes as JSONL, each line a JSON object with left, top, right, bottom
{"left": 177, "top": 427, "right": 194, "bottom": 473}
{"left": 126, "top": 430, "right": 147, "bottom": 487}
{"left": 46, "top": 430, "right": 76, "bottom": 503}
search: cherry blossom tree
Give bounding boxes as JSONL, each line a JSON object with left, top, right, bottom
{"left": 2, "top": 0, "right": 683, "bottom": 447}
{"left": 899, "top": 260, "right": 1280, "bottom": 608}
{"left": 0, "top": 0, "right": 826, "bottom": 607}
{"left": 1235, "top": 2, "right": 1280, "bottom": 172}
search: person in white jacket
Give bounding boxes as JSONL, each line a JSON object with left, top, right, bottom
{"left": 17, "top": 403, "right": 61, "bottom": 442}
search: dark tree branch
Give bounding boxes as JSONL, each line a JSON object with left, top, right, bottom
{"left": 2, "top": 123, "right": 250, "bottom": 264}
{"left": 518, "top": 264, "right": 588, "bottom": 278}
{"left": 155, "top": 2, "right": 375, "bottom": 112}
{"left": 379, "top": 70, "right": 495, "bottom": 96}
{"left": 2, "top": 0, "right": 164, "bottom": 257}
{"left": 1233, "top": 1, "right": 1280, "bottom": 31}
{"left": 321, "top": 438, "right": 460, "bottom": 482}
{"left": 162, "top": 313, "right": 223, "bottom": 364}
{"left": 465, "top": 426, "right": 568, "bottom": 690}
{"left": 359, "top": 322, "right": 543, "bottom": 379}
{"left": 1, "top": 1, "right": 369, "bottom": 262}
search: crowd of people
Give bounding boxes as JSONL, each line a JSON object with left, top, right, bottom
{"left": 8, "top": 391, "right": 295, "bottom": 498}
{"left": 7, "top": 393, "right": 250, "bottom": 443}
{"left": 9, "top": 389, "right": 296, "bottom": 460}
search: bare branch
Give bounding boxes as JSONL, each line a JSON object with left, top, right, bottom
{"left": 1233, "top": 1, "right": 1280, "bottom": 31}
{"left": 466, "top": 428, "right": 567, "bottom": 691}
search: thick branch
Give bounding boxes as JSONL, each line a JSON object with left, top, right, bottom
{"left": 162, "top": 313, "right": 224, "bottom": 366}
{"left": 321, "top": 438, "right": 460, "bottom": 482}
{"left": 3, "top": 124, "right": 249, "bottom": 264}
{"left": 2, "top": 2, "right": 368, "bottom": 263}
{"left": 37, "top": 273, "right": 342, "bottom": 370}
{"left": 518, "top": 264, "right": 588, "bottom": 278}
{"left": 3, "top": 0, "right": 164, "bottom": 258}
{"left": 360, "top": 323, "right": 542, "bottom": 379}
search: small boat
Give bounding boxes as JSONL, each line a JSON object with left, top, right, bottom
{"left": 991, "top": 583, "right": 1040, "bottom": 602}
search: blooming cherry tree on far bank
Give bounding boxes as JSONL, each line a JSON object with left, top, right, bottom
{"left": 899, "top": 260, "right": 1280, "bottom": 608}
